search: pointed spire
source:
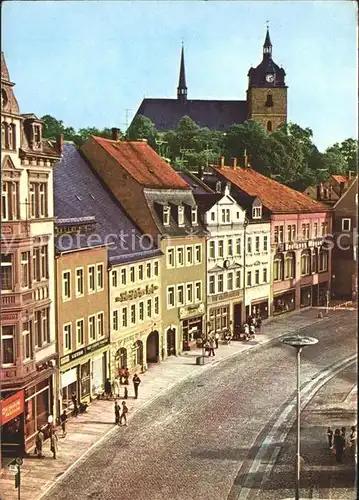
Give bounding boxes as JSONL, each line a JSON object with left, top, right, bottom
{"left": 177, "top": 43, "right": 187, "bottom": 103}
{"left": 263, "top": 23, "right": 272, "bottom": 58}
{"left": 1, "top": 52, "right": 10, "bottom": 81}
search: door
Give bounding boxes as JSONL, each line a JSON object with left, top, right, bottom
{"left": 166, "top": 328, "right": 176, "bottom": 356}
{"left": 233, "top": 303, "right": 242, "bottom": 334}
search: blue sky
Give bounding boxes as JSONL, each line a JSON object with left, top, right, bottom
{"left": 2, "top": 1, "right": 357, "bottom": 151}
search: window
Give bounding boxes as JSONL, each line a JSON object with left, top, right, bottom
{"left": 88, "top": 266, "right": 95, "bottom": 292}
{"left": 138, "top": 265, "right": 144, "bottom": 280}
{"left": 89, "top": 316, "right": 96, "bottom": 341}
{"left": 186, "top": 283, "right": 193, "bottom": 303}
{"left": 279, "top": 226, "right": 284, "bottom": 243}
{"left": 218, "top": 240, "right": 224, "bottom": 258}
{"left": 29, "top": 183, "right": 36, "bottom": 218}
{"left": 218, "top": 274, "right": 224, "bottom": 292}
{"left": 147, "top": 299, "right": 152, "bottom": 318}
{"left": 154, "top": 261, "right": 159, "bottom": 276}
{"left": 21, "top": 252, "right": 30, "bottom": 288}
{"left": 112, "top": 270, "right": 117, "bottom": 287}
{"left": 209, "top": 241, "right": 215, "bottom": 259}
{"left": 1, "top": 253, "right": 13, "bottom": 290}
{"left": 167, "top": 286, "right": 175, "bottom": 307}
{"left": 97, "top": 264, "right": 104, "bottom": 290}
{"left": 42, "top": 308, "right": 50, "bottom": 344}
{"left": 186, "top": 246, "right": 193, "bottom": 265}
{"left": 263, "top": 235, "right": 268, "bottom": 252}
{"left": 191, "top": 206, "right": 198, "bottom": 225}
{"left": 252, "top": 206, "right": 262, "bottom": 219}
{"left": 236, "top": 238, "right": 241, "bottom": 255}
{"left": 1, "top": 181, "right": 19, "bottom": 221}
{"left": 342, "top": 218, "right": 351, "bottom": 231}
{"left": 274, "top": 254, "right": 284, "bottom": 281}
{"left": 263, "top": 268, "right": 268, "bottom": 283}
{"left": 113, "top": 310, "right": 119, "bottom": 331}
{"left": 177, "top": 285, "right": 184, "bottom": 305}
{"left": 319, "top": 248, "right": 328, "bottom": 272}
{"left": 39, "top": 183, "right": 47, "bottom": 217}
{"left": 221, "top": 208, "right": 230, "bottom": 223}
{"left": 34, "top": 125, "right": 41, "bottom": 143}
{"left": 302, "top": 223, "right": 310, "bottom": 240}
{"left": 177, "top": 247, "right": 184, "bottom": 266}
{"left": 22, "top": 322, "right": 32, "bottom": 360}
{"left": 32, "top": 248, "right": 40, "bottom": 282}
{"left": 266, "top": 94, "right": 273, "bottom": 107}
{"left": 130, "top": 266, "right": 135, "bottom": 283}
{"left": 227, "top": 272, "right": 233, "bottom": 291}
{"left": 313, "top": 223, "right": 318, "bottom": 238}
{"left": 97, "top": 313, "right": 104, "bottom": 337}
{"left": 255, "top": 236, "right": 260, "bottom": 253}
{"left": 274, "top": 226, "right": 284, "bottom": 243}
{"left": 311, "top": 250, "right": 318, "bottom": 274}
{"left": 236, "top": 270, "right": 241, "bottom": 288}
{"left": 62, "top": 271, "right": 71, "bottom": 300}
{"left": 209, "top": 276, "right": 215, "bottom": 294}
{"left": 178, "top": 206, "right": 184, "bottom": 226}
{"left": 130, "top": 305, "right": 136, "bottom": 324}
{"left": 285, "top": 253, "right": 295, "bottom": 279}
{"left": 163, "top": 206, "right": 170, "bottom": 226}
{"left": 210, "top": 212, "right": 215, "bottom": 221}
{"left": 301, "top": 251, "right": 311, "bottom": 276}
{"left": 1, "top": 325, "right": 15, "bottom": 364}
{"left": 63, "top": 324, "right": 72, "bottom": 351}
{"left": 29, "top": 182, "right": 48, "bottom": 218}
{"left": 247, "top": 237, "right": 252, "bottom": 254}
{"left": 139, "top": 302, "right": 144, "bottom": 321}
{"left": 247, "top": 271, "right": 252, "bottom": 287}
{"left": 195, "top": 282, "right": 202, "bottom": 302}
{"left": 154, "top": 296, "right": 159, "bottom": 315}
{"left": 121, "top": 268, "right": 127, "bottom": 285}
{"left": 228, "top": 239, "right": 233, "bottom": 256}
{"left": 40, "top": 245, "right": 48, "bottom": 279}
{"left": 167, "top": 248, "right": 175, "bottom": 268}
{"left": 76, "top": 268, "right": 84, "bottom": 296}
{"left": 321, "top": 222, "right": 328, "bottom": 236}
{"left": 195, "top": 245, "right": 201, "bottom": 263}
{"left": 146, "top": 263, "right": 151, "bottom": 278}
{"left": 255, "top": 269, "right": 260, "bottom": 285}
{"left": 122, "top": 308, "right": 128, "bottom": 328}
{"left": 76, "top": 319, "right": 84, "bottom": 345}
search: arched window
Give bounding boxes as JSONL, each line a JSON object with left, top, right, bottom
{"left": 265, "top": 93, "right": 273, "bottom": 107}
{"left": 267, "top": 121, "right": 273, "bottom": 132}
{"left": 273, "top": 253, "right": 284, "bottom": 281}
{"left": 285, "top": 251, "right": 295, "bottom": 279}
{"left": 301, "top": 250, "right": 311, "bottom": 276}
{"left": 1, "top": 123, "right": 5, "bottom": 149}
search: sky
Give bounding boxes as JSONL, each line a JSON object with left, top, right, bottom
{"left": 2, "top": 0, "right": 357, "bottom": 151}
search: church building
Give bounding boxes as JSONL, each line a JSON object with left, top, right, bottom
{"left": 132, "top": 28, "right": 287, "bottom": 133}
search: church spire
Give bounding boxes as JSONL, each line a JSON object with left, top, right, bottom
{"left": 263, "top": 25, "right": 272, "bottom": 58}
{"left": 177, "top": 43, "right": 187, "bottom": 103}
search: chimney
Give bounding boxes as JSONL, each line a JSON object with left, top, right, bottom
{"left": 219, "top": 156, "right": 225, "bottom": 168}
{"left": 316, "top": 184, "right": 321, "bottom": 201}
{"left": 242, "top": 149, "right": 249, "bottom": 169}
{"left": 56, "top": 134, "right": 64, "bottom": 154}
{"left": 231, "top": 157, "right": 237, "bottom": 169}
{"left": 112, "top": 128, "right": 119, "bottom": 141}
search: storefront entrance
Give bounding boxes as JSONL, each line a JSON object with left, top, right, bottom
{"left": 273, "top": 290, "right": 296, "bottom": 315}
{"left": 132, "top": 340, "right": 143, "bottom": 368}
{"left": 300, "top": 285, "right": 312, "bottom": 308}
{"left": 1, "top": 390, "right": 25, "bottom": 457}
{"left": 146, "top": 331, "right": 160, "bottom": 363}
{"left": 182, "top": 316, "right": 203, "bottom": 350}
{"left": 250, "top": 300, "right": 269, "bottom": 320}
{"left": 166, "top": 328, "right": 176, "bottom": 356}
{"left": 233, "top": 302, "right": 242, "bottom": 331}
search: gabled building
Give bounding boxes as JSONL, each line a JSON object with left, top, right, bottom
{"left": 1, "top": 52, "right": 61, "bottom": 458}
{"left": 331, "top": 176, "right": 358, "bottom": 300}
{"left": 132, "top": 28, "right": 287, "bottom": 133}
{"left": 303, "top": 174, "right": 354, "bottom": 207}
{"left": 81, "top": 136, "right": 207, "bottom": 353}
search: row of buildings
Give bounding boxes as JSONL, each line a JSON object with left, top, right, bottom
{"left": 0, "top": 52, "right": 357, "bottom": 462}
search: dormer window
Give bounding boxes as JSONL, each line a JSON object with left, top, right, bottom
{"left": 252, "top": 199, "right": 262, "bottom": 219}
{"left": 191, "top": 206, "right": 198, "bottom": 225}
{"left": 163, "top": 205, "right": 170, "bottom": 226}
{"left": 178, "top": 205, "right": 184, "bottom": 227}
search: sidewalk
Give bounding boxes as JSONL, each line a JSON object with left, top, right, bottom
{"left": 0, "top": 309, "right": 348, "bottom": 500}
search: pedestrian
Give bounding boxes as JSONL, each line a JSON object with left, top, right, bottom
{"left": 208, "top": 337, "right": 215, "bottom": 357}
{"left": 105, "top": 378, "right": 112, "bottom": 399}
{"left": 341, "top": 426, "right": 346, "bottom": 441}
{"left": 46, "top": 412, "right": 54, "bottom": 436}
{"left": 120, "top": 401, "right": 128, "bottom": 426}
{"left": 114, "top": 400, "right": 120, "bottom": 425}
{"left": 124, "top": 386, "right": 128, "bottom": 399}
{"left": 35, "top": 426, "right": 44, "bottom": 458}
{"left": 50, "top": 429, "right": 58, "bottom": 459}
{"left": 256, "top": 315, "right": 262, "bottom": 332}
{"left": 133, "top": 373, "right": 141, "bottom": 399}
{"left": 327, "top": 426, "right": 333, "bottom": 449}
{"left": 124, "top": 367, "right": 130, "bottom": 385}
{"left": 349, "top": 425, "right": 357, "bottom": 448}
{"left": 204, "top": 339, "right": 210, "bottom": 355}
{"left": 119, "top": 367, "right": 125, "bottom": 385}
{"left": 60, "top": 410, "right": 67, "bottom": 436}
{"left": 244, "top": 323, "right": 250, "bottom": 341}
{"left": 333, "top": 428, "right": 345, "bottom": 463}
{"left": 72, "top": 393, "right": 79, "bottom": 417}
{"left": 215, "top": 332, "right": 220, "bottom": 349}
{"left": 250, "top": 324, "right": 256, "bottom": 339}
{"left": 114, "top": 377, "right": 120, "bottom": 398}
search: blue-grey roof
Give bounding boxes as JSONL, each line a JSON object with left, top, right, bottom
{"left": 53, "top": 143, "right": 162, "bottom": 264}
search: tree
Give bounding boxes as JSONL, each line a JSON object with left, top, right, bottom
{"left": 41, "top": 115, "right": 76, "bottom": 141}
{"left": 126, "top": 115, "right": 157, "bottom": 148}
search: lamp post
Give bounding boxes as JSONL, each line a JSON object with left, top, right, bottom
{"left": 281, "top": 334, "right": 318, "bottom": 500}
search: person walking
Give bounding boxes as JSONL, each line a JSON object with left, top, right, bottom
{"left": 349, "top": 425, "right": 357, "bottom": 462}
{"left": 114, "top": 400, "right": 120, "bottom": 425}
{"left": 35, "top": 427, "right": 44, "bottom": 458}
{"left": 60, "top": 410, "right": 68, "bottom": 436}
{"left": 105, "top": 378, "right": 112, "bottom": 399}
{"left": 341, "top": 426, "right": 346, "bottom": 441}
{"left": 215, "top": 332, "right": 220, "bottom": 349}
{"left": 124, "top": 368, "right": 130, "bottom": 385}
{"left": 327, "top": 426, "right": 333, "bottom": 449}
{"left": 50, "top": 429, "right": 58, "bottom": 459}
{"left": 208, "top": 337, "right": 216, "bottom": 357}
{"left": 256, "top": 315, "right": 262, "bottom": 332}
{"left": 120, "top": 401, "right": 128, "bottom": 426}
{"left": 244, "top": 323, "right": 250, "bottom": 341}
{"left": 132, "top": 374, "right": 141, "bottom": 399}
{"left": 72, "top": 393, "right": 79, "bottom": 417}
{"left": 333, "top": 428, "right": 345, "bottom": 463}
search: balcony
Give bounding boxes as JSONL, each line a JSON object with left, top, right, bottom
{"left": 1, "top": 285, "right": 48, "bottom": 311}
{"left": 1, "top": 220, "right": 30, "bottom": 240}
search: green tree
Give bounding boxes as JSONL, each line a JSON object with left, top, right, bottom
{"left": 126, "top": 115, "right": 157, "bottom": 148}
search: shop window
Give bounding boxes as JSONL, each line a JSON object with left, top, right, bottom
{"left": 1, "top": 253, "right": 13, "bottom": 290}
{"left": 80, "top": 361, "right": 91, "bottom": 399}
{"left": 1, "top": 325, "right": 15, "bottom": 364}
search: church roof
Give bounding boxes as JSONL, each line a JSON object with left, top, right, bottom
{"left": 135, "top": 98, "right": 248, "bottom": 131}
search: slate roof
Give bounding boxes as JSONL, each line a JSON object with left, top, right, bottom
{"left": 134, "top": 99, "right": 248, "bottom": 131}
{"left": 193, "top": 193, "right": 223, "bottom": 213}
{"left": 92, "top": 137, "right": 189, "bottom": 189}
{"left": 179, "top": 173, "right": 212, "bottom": 194}
{"left": 54, "top": 143, "right": 162, "bottom": 264}
{"left": 212, "top": 165, "right": 330, "bottom": 214}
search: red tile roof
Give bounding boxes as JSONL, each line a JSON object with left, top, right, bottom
{"left": 213, "top": 165, "right": 329, "bottom": 213}
{"left": 92, "top": 137, "right": 189, "bottom": 189}
{"left": 331, "top": 175, "right": 348, "bottom": 184}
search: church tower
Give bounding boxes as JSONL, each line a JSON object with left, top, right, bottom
{"left": 246, "top": 27, "right": 287, "bottom": 133}
{"left": 177, "top": 44, "right": 187, "bottom": 103}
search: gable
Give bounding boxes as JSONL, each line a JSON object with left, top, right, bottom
{"left": 2, "top": 154, "right": 17, "bottom": 170}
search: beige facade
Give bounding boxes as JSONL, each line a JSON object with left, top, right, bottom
{"left": 109, "top": 256, "right": 162, "bottom": 379}
{"left": 247, "top": 86, "right": 287, "bottom": 132}
{"left": 55, "top": 245, "right": 109, "bottom": 412}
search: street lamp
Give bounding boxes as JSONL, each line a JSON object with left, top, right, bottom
{"left": 281, "top": 334, "right": 318, "bottom": 500}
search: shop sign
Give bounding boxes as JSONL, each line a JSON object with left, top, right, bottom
{"left": 85, "top": 337, "right": 109, "bottom": 354}
{"left": 115, "top": 284, "right": 158, "bottom": 302}
{"left": 60, "top": 339, "right": 108, "bottom": 365}
{"left": 179, "top": 303, "right": 205, "bottom": 320}
{"left": 0, "top": 390, "right": 24, "bottom": 426}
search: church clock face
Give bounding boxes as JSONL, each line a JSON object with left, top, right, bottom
{"left": 265, "top": 74, "right": 274, "bottom": 83}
